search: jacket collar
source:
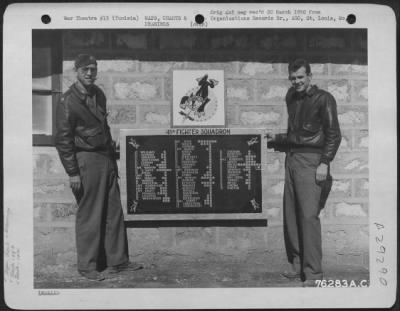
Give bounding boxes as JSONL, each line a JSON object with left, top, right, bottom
{"left": 291, "top": 85, "right": 318, "bottom": 100}
{"left": 72, "top": 81, "right": 96, "bottom": 101}
{"left": 71, "top": 81, "right": 106, "bottom": 121}
{"left": 306, "top": 85, "right": 318, "bottom": 97}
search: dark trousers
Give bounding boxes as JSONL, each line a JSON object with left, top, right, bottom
{"left": 283, "top": 152, "right": 332, "bottom": 281}
{"left": 75, "top": 152, "right": 128, "bottom": 272}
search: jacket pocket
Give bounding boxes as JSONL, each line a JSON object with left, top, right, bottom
{"left": 302, "top": 122, "right": 320, "bottom": 133}
{"left": 299, "top": 122, "right": 324, "bottom": 146}
{"left": 80, "top": 127, "right": 103, "bottom": 137}
{"left": 77, "top": 127, "right": 105, "bottom": 148}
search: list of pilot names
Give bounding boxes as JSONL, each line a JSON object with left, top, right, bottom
{"left": 134, "top": 150, "right": 171, "bottom": 203}
{"left": 129, "top": 136, "right": 261, "bottom": 211}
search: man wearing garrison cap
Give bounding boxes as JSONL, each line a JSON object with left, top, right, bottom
{"left": 55, "top": 54, "right": 142, "bottom": 281}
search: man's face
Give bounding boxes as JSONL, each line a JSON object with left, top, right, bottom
{"left": 289, "top": 66, "right": 312, "bottom": 93}
{"left": 76, "top": 64, "right": 97, "bottom": 87}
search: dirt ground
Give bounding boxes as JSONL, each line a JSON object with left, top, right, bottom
{"left": 35, "top": 258, "right": 369, "bottom": 289}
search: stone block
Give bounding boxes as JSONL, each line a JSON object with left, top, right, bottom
{"left": 91, "top": 75, "right": 113, "bottom": 98}
{"left": 33, "top": 150, "right": 65, "bottom": 177}
{"left": 351, "top": 65, "right": 368, "bottom": 76}
{"left": 265, "top": 151, "right": 285, "bottom": 175}
{"left": 216, "top": 227, "right": 267, "bottom": 256}
{"left": 330, "top": 179, "right": 352, "bottom": 198}
{"left": 34, "top": 202, "right": 77, "bottom": 222}
{"left": 265, "top": 205, "right": 281, "bottom": 220}
{"left": 112, "top": 77, "right": 161, "bottom": 100}
{"left": 34, "top": 227, "right": 76, "bottom": 267}
{"left": 65, "top": 31, "right": 108, "bottom": 49}
{"left": 226, "top": 79, "right": 253, "bottom": 101}
{"left": 107, "top": 105, "right": 136, "bottom": 124}
{"left": 331, "top": 152, "right": 368, "bottom": 175}
{"left": 34, "top": 203, "right": 47, "bottom": 222}
{"left": 359, "top": 224, "right": 369, "bottom": 240}
{"left": 327, "top": 79, "right": 351, "bottom": 103}
{"left": 319, "top": 206, "right": 330, "bottom": 219}
{"left": 265, "top": 225, "right": 285, "bottom": 250}
{"left": 310, "top": 63, "right": 328, "bottom": 75}
{"left": 175, "top": 227, "right": 217, "bottom": 254}
{"left": 97, "top": 60, "right": 137, "bottom": 73}
{"left": 353, "top": 130, "right": 369, "bottom": 149}
{"left": 140, "top": 61, "right": 184, "bottom": 74}
{"left": 34, "top": 227, "right": 75, "bottom": 254}
{"left": 337, "top": 130, "right": 351, "bottom": 151}
{"left": 63, "top": 61, "right": 75, "bottom": 73}
{"left": 313, "top": 79, "right": 329, "bottom": 92}
{"left": 127, "top": 228, "right": 161, "bottom": 255}
{"left": 334, "top": 202, "right": 368, "bottom": 217}
{"left": 324, "top": 228, "right": 348, "bottom": 254}
{"left": 330, "top": 64, "right": 367, "bottom": 77}
{"left": 354, "top": 178, "right": 369, "bottom": 197}
{"left": 143, "top": 112, "right": 170, "bottom": 126}
{"left": 139, "top": 105, "right": 171, "bottom": 127}
{"left": 109, "top": 127, "right": 121, "bottom": 144}
{"left": 239, "top": 63, "right": 278, "bottom": 76}
{"left": 64, "top": 60, "right": 138, "bottom": 74}
{"left": 352, "top": 80, "right": 368, "bottom": 103}
{"left": 158, "top": 227, "right": 176, "bottom": 248}
{"left": 338, "top": 106, "right": 368, "bottom": 128}
{"left": 264, "top": 179, "right": 284, "bottom": 198}
{"left": 257, "top": 80, "right": 289, "bottom": 103}
{"left": 52, "top": 204, "right": 76, "bottom": 222}
{"left": 33, "top": 179, "right": 73, "bottom": 202}
{"left": 324, "top": 225, "right": 369, "bottom": 257}
{"left": 330, "top": 64, "right": 349, "bottom": 76}
{"left": 113, "top": 32, "right": 147, "bottom": 49}
{"left": 225, "top": 103, "right": 238, "bottom": 126}
{"left": 239, "top": 106, "right": 284, "bottom": 127}
{"left": 62, "top": 73, "right": 75, "bottom": 92}
{"left": 276, "top": 63, "right": 288, "bottom": 74}
{"left": 164, "top": 77, "right": 173, "bottom": 101}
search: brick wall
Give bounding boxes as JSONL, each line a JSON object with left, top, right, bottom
{"left": 34, "top": 29, "right": 368, "bottom": 272}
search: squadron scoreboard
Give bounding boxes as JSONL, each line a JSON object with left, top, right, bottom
{"left": 120, "top": 128, "right": 267, "bottom": 220}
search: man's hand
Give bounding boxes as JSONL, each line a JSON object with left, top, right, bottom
{"left": 316, "top": 163, "right": 328, "bottom": 184}
{"left": 265, "top": 133, "right": 276, "bottom": 142}
{"left": 69, "top": 175, "right": 82, "bottom": 193}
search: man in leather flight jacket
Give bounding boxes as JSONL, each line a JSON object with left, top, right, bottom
{"left": 266, "top": 59, "right": 341, "bottom": 287}
{"left": 55, "top": 54, "right": 142, "bottom": 281}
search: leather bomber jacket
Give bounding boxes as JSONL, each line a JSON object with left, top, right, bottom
{"left": 273, "top": 85, "right": 342, "bottom": 164}
{"left": 55, "top": 82, "right": 114, "bottom": 176}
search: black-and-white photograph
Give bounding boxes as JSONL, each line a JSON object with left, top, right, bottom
{"left": 31, "top": 26, "right": 369, "bottom": 288}
{"left": 3, "top": 3, "right": 397, "bottom": 310}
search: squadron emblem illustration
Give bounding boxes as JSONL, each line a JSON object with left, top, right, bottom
{"left": 179, "top": 74, "right": 219, "bottom": 123}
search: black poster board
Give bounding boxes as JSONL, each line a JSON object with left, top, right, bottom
{"left": 122, "top": 129, "right": 265, "bottom": 217}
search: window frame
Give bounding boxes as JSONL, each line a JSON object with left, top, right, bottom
{"left": 32, "top": 30, "right": 63, "bottom": 146}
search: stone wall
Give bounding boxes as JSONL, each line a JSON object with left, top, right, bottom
{"left": 34, "top": 29, "right": 368, "bottom": 272}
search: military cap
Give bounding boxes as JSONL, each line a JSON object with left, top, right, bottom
{"left": 74, "top": 54, "right": 97, "bottom": 69}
